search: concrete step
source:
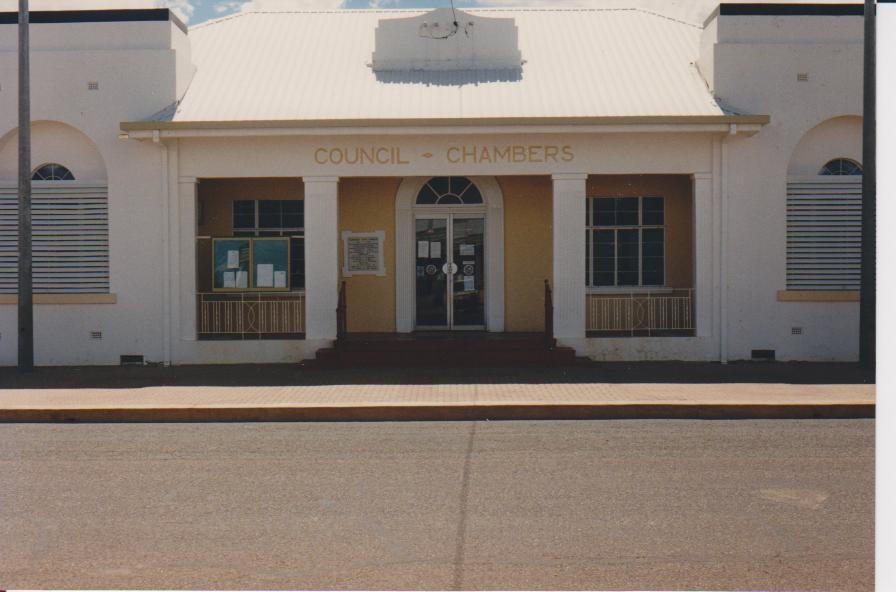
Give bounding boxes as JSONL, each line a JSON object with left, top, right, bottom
{"left": 336, "top": 336, "right": 549, "bottom": 352}
{"left": 313, "top": 344, "right": 579, "bottom": 368}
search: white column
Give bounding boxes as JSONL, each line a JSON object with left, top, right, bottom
{"left": 303, "top": 176, "right": 340, "bottom": 340}
{"left": 552, "top": 173, "right": 587, "bottom": 340}
{"left": 161, "top": 142, "right": 174, "bottom": 365}
{"left": 177, "top": 177, "right": 198, "bottom": 344}
{"left": 692, "top": 172, "right": 714, "bottom": 338}
{"left": 394, "top": 179, "right": 416, "bottom": 333}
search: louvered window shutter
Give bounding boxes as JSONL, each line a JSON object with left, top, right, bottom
{"left": 786, "top": 178, "right": 862, "bottom": 290}
{"left": 0, "top": 182, "right": 109, "bottom": 293}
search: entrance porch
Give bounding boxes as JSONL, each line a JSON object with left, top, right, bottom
{"left": 188, "top": 173, "right": 706, "bottom": 361}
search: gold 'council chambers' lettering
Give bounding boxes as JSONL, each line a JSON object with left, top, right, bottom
{"left": 315, "top": 147, "right": 410, "bottom": 165}
{"left": 313, "top": 144, "right": 575, "bottom": 166}
{"left": 447, "top": 145, "right": 574, "bottom": 164}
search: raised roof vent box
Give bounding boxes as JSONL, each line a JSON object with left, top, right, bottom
{"left": 371, "top": 8, "right": 523, "bottom": 73}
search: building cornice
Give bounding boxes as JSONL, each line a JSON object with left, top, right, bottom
{"left": 121, "top": 115, "right": 770, "bottom": 138}
{"left": 705, "top": 3, "right": 864, "bottom": 27}
{"left": 0, "top": 9, "right": 187, "bottom": 34}
{"left": 719, "top": 3, "right": 864, "bottom": 17}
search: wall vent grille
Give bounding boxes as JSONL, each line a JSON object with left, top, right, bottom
{"left": 786, "top": 178, "right": 862, "bottom": 290}
{"left": 87, "top": 81, "right": 99, "bottom": 90}
{"left": 0, "top": 183, "right": 109, "bottom": 294}
{"left": 791, "top": 327, "right": 803, "bottom": 335}
{"left": 797, "top": 73, "right": 809, "bottom": 82}
{"left": 751, "top": 349, "right": 776, "bottom": 361}
{"left": 90, "top": 331, "right": 103, "bottom": 340}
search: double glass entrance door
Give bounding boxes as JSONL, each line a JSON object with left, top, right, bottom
{"left": 415, "top": 215, "right": 485, "bottom": 330}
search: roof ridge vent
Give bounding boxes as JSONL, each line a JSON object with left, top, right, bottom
{"left": 371, "top": 8, "right": 523, "bottom": 73}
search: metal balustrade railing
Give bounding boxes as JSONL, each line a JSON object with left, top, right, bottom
{"left": 544, "top": 279, "right": 555, "bottom": 349}
{"left": 198, "top": 292, "right": 305, "bottom": 339}
{"left": 586, "top": 289, "right": 694, "bottom": 336}
{"left": 336, "top": 281, "right": 347, "bottom": 346}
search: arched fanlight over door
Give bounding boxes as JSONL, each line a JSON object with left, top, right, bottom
{"left": 416, "top": 176, "right": 484, "bottom": 205}
{"left": 32, "top": 163, "right": 75, "bottom": 181}
{"left": 819, "top": 158, "right": 863, "bottom": 176}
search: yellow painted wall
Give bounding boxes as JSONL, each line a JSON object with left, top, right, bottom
{"left": 196, "top": 178, "right": 305, "bottom": 293}
{"left": 195, "top": 175, "right": 692, "bottom": 332}
{"left": 338, "top": 177, "right": 401, "bottom": 333}
{"left": 586, "top": 175, "right": 694, "bottom": 289}
{"left": 500, "top": 176, "right": 553, "bottom": 332}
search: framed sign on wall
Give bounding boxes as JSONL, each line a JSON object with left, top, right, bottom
{"left": 342, "top": 230, "right": 386, "bottom": 277}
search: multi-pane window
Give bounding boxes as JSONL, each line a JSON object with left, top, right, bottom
{"left": 586, "top": 197, "right": 665, "bottom": 288}
{"left": 32, "top": 163, "right": 75, "bottom": 181}
{"left": 819, "top": 158, "right": 863, "bottom": 176}
{"left": 232, "top": 200, "right": 305, "bottom": 289}
{"left": 416, "top": 176, "right": 484, "bottom": 205}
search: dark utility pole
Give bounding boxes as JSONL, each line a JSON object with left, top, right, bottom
{"left": 17, "top": 0, "right": 32, "bottom": 370}
{"left": 860, "top": 0, "right": 876, "bottom": 370}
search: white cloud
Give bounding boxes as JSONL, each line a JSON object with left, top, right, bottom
{"left": 2, "top": 0, "right": 853, "bottom": 28}
{"left": 0, "top": 0, "right": 195, "bottom": 22}
{"left": 470, "top": 0, "right": 857, "bottom": 25}
{"left": 224, "top": 0, "right": 344, "bottom": 12}
{"left": 165, "top": 0, "right": 194, "bottom": 21}
{"left": 209, "top": 0, "right": 859, "bottom": 26}
{"left": 213, "top": 0, "right": 243, "bottom": 13}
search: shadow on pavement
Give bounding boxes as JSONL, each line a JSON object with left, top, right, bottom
{"left": 0, "top": 361, "right": 874, "bottom": 389}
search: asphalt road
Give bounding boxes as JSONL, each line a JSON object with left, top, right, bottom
{"left": 0, "top": 420, "right": 874, "bottom": 590}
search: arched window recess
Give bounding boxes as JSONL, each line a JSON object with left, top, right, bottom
{"left": 416, "top": 176, "right": 484, "bottom": 205}
{"left": 819, "top": 158, "right": 863, "bottom": 176}
{"left": 32, "top": 163, "right": 75, "bottom": 181}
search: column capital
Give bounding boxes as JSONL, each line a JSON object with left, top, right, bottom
{"left": 303, "top": 176, "right": 340, "bottom": 184}
{"left": 552, "top": 173, "right": 588, "bottom": 182}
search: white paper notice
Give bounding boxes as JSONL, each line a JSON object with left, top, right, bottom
{"left": 464, "top": 276, "right": 475, "bottom": 291}
{"left": 417, "top": 241, "right": 430, "bottom": 258}
{"left": 236, "top": 270, "right": 248, "bottom": 289}
{"left": 256, "top": 264, "right": 274, "bottom": 288}
{"left": 227, "top": 249, "right": 240, "bottom": 269}
{"left": 460, "top": 243, "right": 475, "bottom": 256}
{"left": 274, "top": 270, "right": 287, "bottom": 288}
{"left": 430, "top": 241, "right": 442, "bottom": 258}
{"left": 222, "top": 271, "right": 236, "bottom": 288}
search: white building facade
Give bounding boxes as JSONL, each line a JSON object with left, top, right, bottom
{"left": 0, "top": 4, "right": 866, "bottom": 366}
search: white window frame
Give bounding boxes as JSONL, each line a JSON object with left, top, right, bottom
{"left": 586, "top": 196, "right": 666, "bottom": 290}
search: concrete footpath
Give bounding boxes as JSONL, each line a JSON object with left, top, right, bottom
{"left": 0, "top": 363, "right": 876, "bottom": 421}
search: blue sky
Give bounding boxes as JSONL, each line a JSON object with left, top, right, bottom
{"left": 0, "top": 0, "right": 514, "bottom": 25}
{"left": 0, "top": 1, "right": 835, "bottom": 28}
{"left": 0, "top": 0, "right": 833, "bottom": 28}
{"left": 191, "top": 1, "right": 488, "bottom": 26}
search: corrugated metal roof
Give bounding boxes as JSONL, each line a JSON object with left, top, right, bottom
{"left": 167, "top": 8, "right": 723, "bottom": 123}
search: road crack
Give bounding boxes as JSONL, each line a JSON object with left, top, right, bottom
{"left": 452, "top": 421, "right": 477, "bottom": 590}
